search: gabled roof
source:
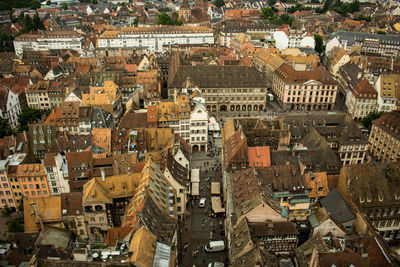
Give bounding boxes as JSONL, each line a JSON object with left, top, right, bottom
{"left": 320, "top": 188, "right": 355, "bottom": 224}
{"left": 128, "top": 226, "right": 157, "bottom": 265}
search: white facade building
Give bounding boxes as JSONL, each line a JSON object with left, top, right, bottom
{"left": 45, "top": 153, "right": 70, "bottom": 195}
{"left": 97, "top": 26, "right": 214, "bottom": 53}
{"left": 14, "top": 31, "right": 84, "bottom": 58}
{"left": 189, "top": 99, "right": 208, "bottom": 153}
{"left": 273, "top": 30, "right": 315, "bottom": 51}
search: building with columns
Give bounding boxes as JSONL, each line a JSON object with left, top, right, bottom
{"left": 169, "top": 66, "right": 267, "bottom": 113}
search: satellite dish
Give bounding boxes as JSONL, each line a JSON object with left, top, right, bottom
{"left": 92, "top": 253, "right": 99, "bottom": 258}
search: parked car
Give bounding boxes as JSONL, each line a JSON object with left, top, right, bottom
{"left": 199, "top": 198, "right": 206, "bottom": 208}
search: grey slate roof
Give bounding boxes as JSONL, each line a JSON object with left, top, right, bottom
{"left": 320, "top": 188, "right": 355, "bottom": 224}
{"left": 169, "top": 66, "right": 266, "bottom": 88}
{"left": 332, "top": 30, "right": 400, "bottom": 46}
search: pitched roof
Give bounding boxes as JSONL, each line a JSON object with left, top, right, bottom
{"left": 128, "top": 226, "right": 157, "bottom": 265}
{"left": 119, "top": 110, "right": 148, "bottom": 129}
{"left": 373, "top": 110, "right": 400, "bottom": 139}
{"left": 304, "top": 172, "right": 329, "bottom": 198}
{"left": 275, "top": 63, "right": 337, "bottom": 85}
{"left": 24, "top": 196, "right": 62, "bottom": 233}
{"left": 105, "top": 227, "right": 134, "bottom": 247}
{"left": 320, "top": 188, "right": 355, "bottom": 224}
{"left": 248, "top": 146, "right": 271, "bottom": 167}
{"left": 169, "top": 65, "right": 266, "bottom": 88}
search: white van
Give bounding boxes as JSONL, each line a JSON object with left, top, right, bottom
{"left": 205, "top": 240, "right": 225, "bottom": 252}
{"left": 208, "top": 262, "right": 224, "bottom": 267}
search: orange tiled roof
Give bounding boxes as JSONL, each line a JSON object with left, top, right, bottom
{"left": 248, "top": 146, "right": 271, "bottom": 167}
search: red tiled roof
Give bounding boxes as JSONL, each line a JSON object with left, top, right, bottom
{"left": 105, "top": 227, "right": 134, "bottom": 246}
{"left": 147, "top": 105, "right": 157, "bottom": 124}
{"left": 248, "top": 146, "right": 271, "bottom": 167}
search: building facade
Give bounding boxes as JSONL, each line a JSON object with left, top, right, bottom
{"left": 368, "top": 110, "right": 400, "bottom": 162}
{"left": 169, "top": 66, "right": 267, "bottom": 112}
{"left": 272, "top": 64, "right": 338, "bottom": 111}
{"left": 14, "top": 31, "right": 84, "bottom": 58}
{"left": 97, "top": 26, "right": 214, "bottom": 54}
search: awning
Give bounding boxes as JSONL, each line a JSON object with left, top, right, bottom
{"left": 211, "top": 197, "right": 225, "bottom": 213}
{"left": 191, "top": 182, "right": 199, "bottom": 196}
{"left": 191, "top": 169, "right": 200, "bottom": 183}
{"left": 211, "top": 182, "right": 220, "bottom": 195}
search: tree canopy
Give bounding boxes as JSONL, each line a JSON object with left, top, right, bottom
{"left": 0, "top": 33, "right": 14, "bottom": 52}
{"left": 0, "top": 0, "right": 41, "bottom": 10}
{"left": 156, "top": 12, "right": 182, "bottom": 25}
{"left": 0, "top": 118, "right": 13, "bottom": 138}
{"left": 361, "top": 111, "right": 387, "bottom": 130}
{"left": 287, "top": 4, "right": 311, "bottom": 13}
{"left": 21, "top": 13, "right": 45, "bottom": 33}
{"left": 62, "top": 2, "right": 68, "bottom": 10}
{"left": 268, "top": 0, "right": 276, "bottom": 6}
{"left": 17, "top": 107, "right": 44, "bottom": 132}
{"left": 319, "top": 0, "right": 360, "bottom": 15}
{"left": 261, "top": 8, "right": 294, "bottom": 26}
{"left": 214, "top": 0, "right": 225, "bottom": 7}
{"left": 314, "top": 34, "right": 324, "bottom": 54}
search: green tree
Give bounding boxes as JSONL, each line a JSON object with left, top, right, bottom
{"left": 278, "top": 13, "right": 294, "bottom": 25}
{"left": 261, "top": 7, "right": 275, "bottom": 20}
{"left": 0, "top": 33, "right": 14, "bottom": 52}
{"left": 22, "top": 14, "right": 34, "bottom": 33}
{"left": 0, "top": 118, "right": 12, "bottom": 138}
{"left": 8, "top": 218, "right": 24, "bottom": 233}
{"left": 32, "top": 12, "right": 45, "bottom": 31}
{"left": 314, "top": 34, "right": 324, "bottom": 54}
{"left": 377, "top": 30, "right": 386, "bottom": 35}
{"left": 268, "top": 0, "right": 276, "bottom": 6}
{"left": 1, "top": 205, "right": 12, "bottom": 218}
{"left": 17, "top": 107, "right": 43, "bottom": 132}
{"left": 62, "top": 2, "right": 68, "bottom": 9}
{"left": 361, "top": 111, "right": 387, "bottom": 130}
{"left": 46, "top": 0, "right": 51, "bottom": 5}
{"left": 29, "top": 0, "right": 41, "bottom": 9}
{"left": 349, "top": 0, "right": 360, "bottom": 13}
{"left": 157, "top": 12, "right": 172, "bottom": 25}
{"left": 214, "top": 0, "right": 225, "bottom": 7}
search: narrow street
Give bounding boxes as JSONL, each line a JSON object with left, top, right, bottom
{"left": 180, "top": 147, "right": 227, "bottom": 267}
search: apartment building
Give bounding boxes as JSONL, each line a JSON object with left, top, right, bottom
{"left": 328, "top": 30, "right": 400, "bottom": 57}
{"left": 272, "top": 63, "right": 338, "bottom": 111}
{"left": 0, "top": 85, "right": 25, "bottom": 130}
{"left": 8, "top": 164, "right": 50, "bottom": 199}
{"left": 14, "top": 31, "right": 84, "bottom": 58}
{"left": 97, "top": 26, "right": 214, "bottom": 54}
{"left": 44, "top": 153, "right": 70, "bottom": 195}
{"left": 29, "top": 123, "right": 58, "bottom": 159}
{"left": 368, "top": 110, "right": 400, "bottom": 162}
{"left": 345, "top": 79, "right": 377, "bottom": 120}
{"left": 26, "top": 80, "right": 51, "bottom": 110}
{"left": 338, "top": 163, "right": 400, "bottom": 241}
{"left": 273, "top": 29, "right": 315, "bottom": 51}
{"left": 374, "top": 74, "right": 400, "bottom": 112}
{"left": 169, "top": 66, "right": 267, "bottom": 112}
{"left": 0, "top": 160, "right": 16, "bottom": 208}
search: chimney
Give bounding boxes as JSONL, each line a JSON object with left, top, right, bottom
{"left": 101, "top": 168, "right": 105, "bottom": 182}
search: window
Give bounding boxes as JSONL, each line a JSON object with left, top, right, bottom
{"left": 90, "top": 217, "right": 95, "bottom": 222}
{"left": 99, "top": 217, "right": 105, "bottom": 222}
